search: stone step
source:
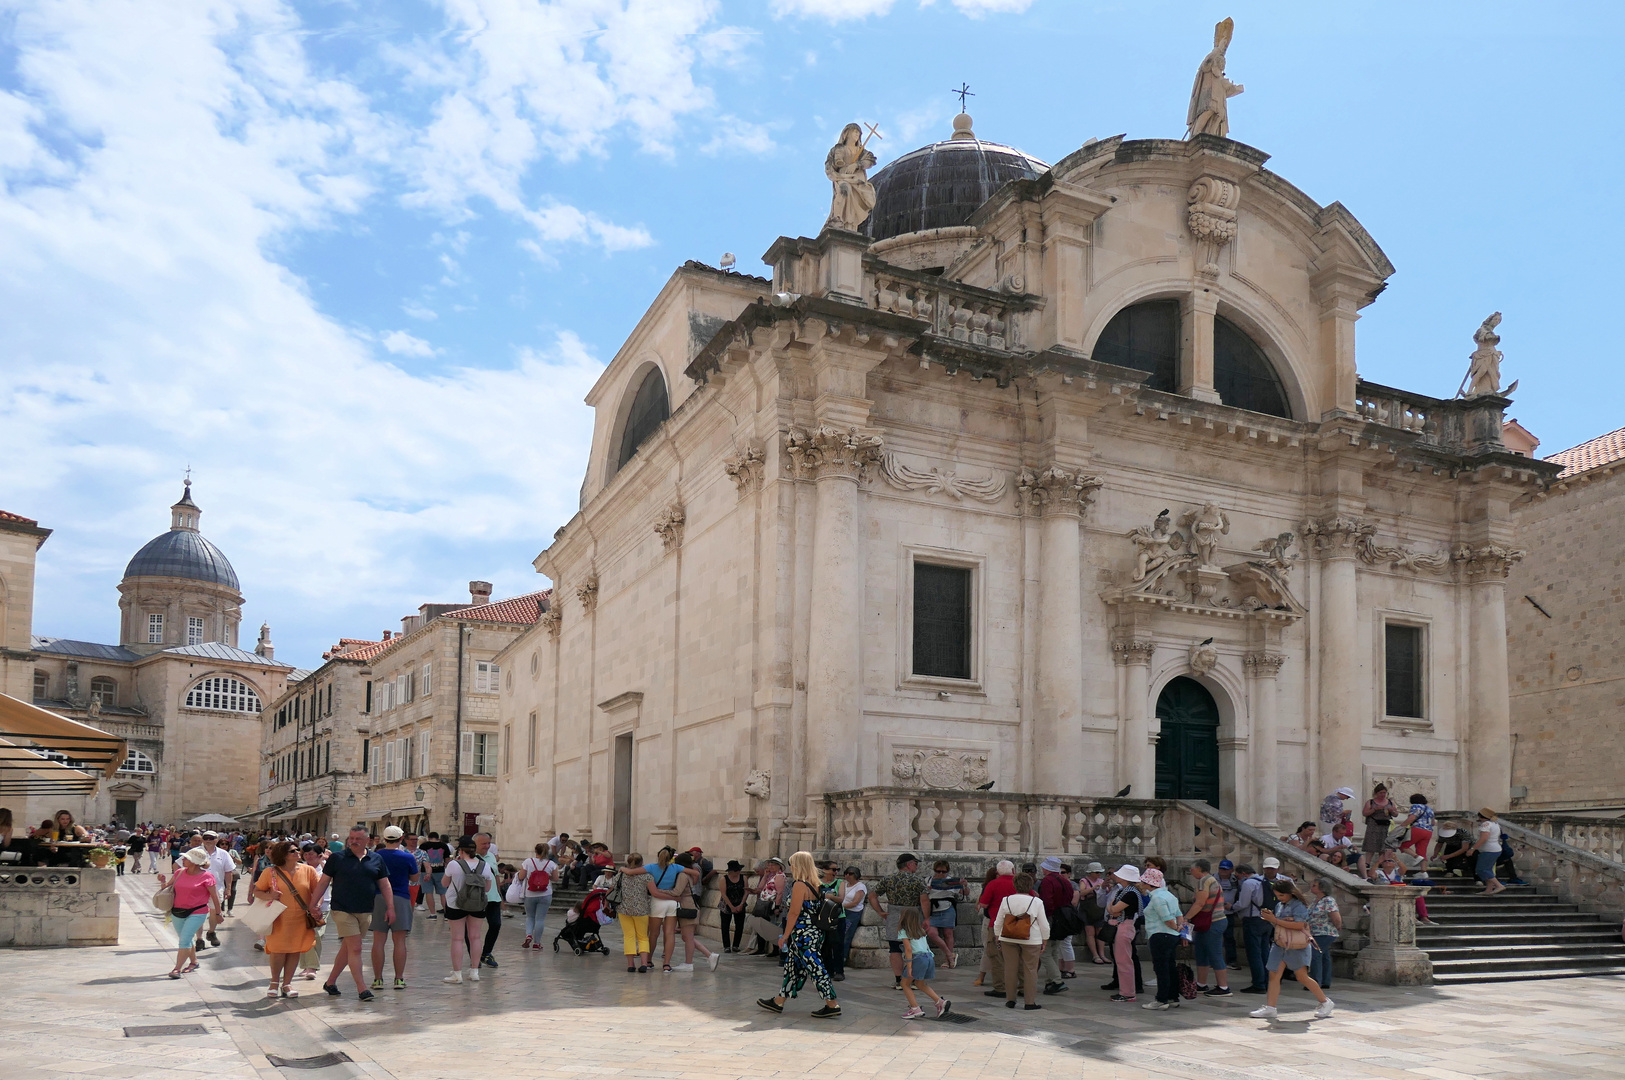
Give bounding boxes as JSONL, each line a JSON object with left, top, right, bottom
{"left": 1423, "top": 913, "right": 1605, "bottom": 927}
{"left": 1424, "top": 941, "right": 1625, "bottom": 961}
{"left": 1430, "top": 953, "right": 1625, "bottom": 976}
{"left": 1424, "top": 902, "right": 1571, "bottom": 915}
{"left": 1432, "top": 965, "right": 1625, "bottom": 985}
{"left": 1417, "top": 929, "right": 1624, "bottom": 947}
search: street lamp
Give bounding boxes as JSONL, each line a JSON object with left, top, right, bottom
{"left": 346, "top": 794, "right": 356, "bottom": 807}
{"left": 414, "top": 784, "right": 425, "bottom": 803}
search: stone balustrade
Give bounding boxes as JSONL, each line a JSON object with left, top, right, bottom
{"left": 1503, "top": 813, "right": 1625, "bottom": 865}
{"left": 1355, "top": 384, "right": 1431, "bottom": 435}
{"left": 1440, "top": 811, "right": 1625, "bottom": 922}
{"left": 867, "top": 265, "right": 1022, "bottom": 353}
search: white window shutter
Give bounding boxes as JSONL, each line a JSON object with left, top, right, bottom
{"left": 384, "top": 740, "right": 395, "bottom": 783}
{"left": 490, "top": 663, "right": 501, "bottom": 691}
{"left": 489, "top": 731, "right": 500, "bottom": 776}
{"left": 460, "top": 731, "right": 474, "bottom": 774}
{"left": 422, "top": 662, "right": 432, "bottom": 695}
{"left": 403, "top": 736, "right": 413, "bottom": 779}
{"left": 371, "top": 743, "right": 382, "bottom": 784}
{"left": 420, "top": 734, "right": 430, "bottom": 776}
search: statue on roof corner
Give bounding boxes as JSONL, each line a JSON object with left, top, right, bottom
{"left": 1186, "top": 17, "right": 1244, "bottom": 140}
{"left": 825, "top": 123, "right": 878, "bottom": 233}
{"left": 1460, "top": 312, "right": 1511, "bottom": 398}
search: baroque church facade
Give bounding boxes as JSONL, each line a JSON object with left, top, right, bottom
{"left": 494, "top": 82, "right": 1551, "bottom": 859}
{"left": 25, "top": 484, "right": 292, "bottom": 826}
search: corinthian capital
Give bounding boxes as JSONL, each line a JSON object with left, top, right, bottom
{"left": 1112, "top": 639, "right": 1156, "bottom": 666}
{"left": 1300, "top": 515, "right": 1372, "bottom": 556}
{"left": 1452, "top": 543, "right": 1525, "bottom": 580}
{"left": 1243, "top": 652, "right": 1286, "bottom": 677}
{"left": 1017, "top": 465, "right": 1105, "bottom": 517}
{"left": 784, "top": 425, "right": 884, "bottom": 481}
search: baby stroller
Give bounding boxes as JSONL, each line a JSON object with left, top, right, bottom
{"left": 554, "top": 887, "right": 613, "bottom": 955}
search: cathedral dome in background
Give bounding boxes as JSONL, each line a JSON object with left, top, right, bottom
{"left": 121, "top": 481, "right": 241, "bottom": 592}
{"left": 862, "top": 113, "right": 1049, "bottom": 244}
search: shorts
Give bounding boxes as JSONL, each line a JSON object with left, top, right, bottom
{"left": 426, "top": 870, "right": 447, "bottom": 895}
{"left": 649, "top": 898, "right": 678, "bottom": 919}
{"left": 329, "top": 910, "right": 367, "bottom": 939}
{"left": 1267, "top": 942, "right": 1313, "bottom": 973}
{"left": 928, "top": 906, "right": 957, "bottom": 929}
{"left": 371, "top": 892, "right": 413, "bottom": 933}
{"left": 884, "top": 908, "right": 905, "bottom": 953}
{"left": 444, "top": 906, "right": 476, "bottom": 921}
{"left": 908, "top": 952, "right": 936, "bottom": 980}
{"left": 1193, "top": 919, "right": 1228, "bottom": 969}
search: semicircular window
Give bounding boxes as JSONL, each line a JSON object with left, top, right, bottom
{"left": 616, "top": 367, "right": 671, "bottom": 471}
{"left": 1214, "top": 316, "right": 1290, "bottom": 419}
{"left": 1092, "top": 300, "right": 1178, "bottom": 393}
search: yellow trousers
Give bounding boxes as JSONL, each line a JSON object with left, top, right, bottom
{"left": 619, "top": 914, "right": 650, "bottom": 956}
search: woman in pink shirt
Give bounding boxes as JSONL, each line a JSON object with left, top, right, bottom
{"left": 158, "top": 847, "right": 221, "bottom": 978}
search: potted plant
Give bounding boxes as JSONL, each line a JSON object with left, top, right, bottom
{"left": 86, "top": 845, "right": 114, "bottom": 868}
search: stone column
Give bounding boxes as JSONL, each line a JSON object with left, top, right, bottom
{"left": 1459, "top": 545, "right": 1523, "bottom": 810}
{"left": 1308, "top": 517, "right": 1365, "bottom": 798}
{"left": 1022, "top": 466, "right": 1097, "bottom": 796}
{"left": 1244, "top": 652, "right": 1285, "bottom": 831}
{"left": 795, "top": 425, "right": 882, "bottom": 801}
{"left": 1179, "top": 290, "right": 1221, "bottom": 403}
{"left": 1114, "top": 640, "right": 1156, "bottom": 798}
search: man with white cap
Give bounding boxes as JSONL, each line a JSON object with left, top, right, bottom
{"left": 1320, "top": 787, "right": 1355, "bottom": 833}
{"left": 1234, "top": 862, "right": 1270, "bottom": 993}
{"left": 1035, "top": 856, "right": 1074, "bottom": 995}
{"left": 198, "top": 831, "right": 235, "bottom": 950}
{"left": 369, "top": 825, "right": 419, "bottom": 990}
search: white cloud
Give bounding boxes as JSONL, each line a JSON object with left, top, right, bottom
{"left": 402, "top": 302, "right": 439, "bottom": 321}
{"left": 381, "top": 330, "right": 437, "bottom": 357}
{"left": 775, "top": 0, "right": 1032, "bottom": 18}
{"left": 702, "top": 114, "right": 778, "bottom": 156}
{"left": 937, "top": 0, "right": 1033, "bottom": 13}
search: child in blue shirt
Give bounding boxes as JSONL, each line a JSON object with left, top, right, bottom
{"left": 898, "top": 908, "right": 950, "bottom": 1019}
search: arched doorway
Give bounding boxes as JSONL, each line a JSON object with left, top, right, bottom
{"left": 1154, "top": 676, "right": 1221, "bottom": 807}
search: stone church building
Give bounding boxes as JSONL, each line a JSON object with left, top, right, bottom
{"left": 495, "top": 106, "right": 1553, "bottom": 861}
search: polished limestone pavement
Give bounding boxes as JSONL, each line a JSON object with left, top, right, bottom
{"left": 3, "top": 876, "right": 1623, "bottom": 1079}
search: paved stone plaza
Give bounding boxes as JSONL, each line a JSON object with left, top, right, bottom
{"left": 4, "top": 878, "right": 1623, "bottom": 1080}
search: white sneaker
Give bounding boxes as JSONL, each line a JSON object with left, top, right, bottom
{"left": 1314, "top": 998, "right": 1335, "bottom": 1019}
{"left": 442, "top": 972, "right": 462, "bottom": 984}
{"left": 468, "top": 969, "right": 480, "bottom": 982}
{"left": 1249, "top": 1005, "right": 1277, "bottom": 1019}
{"left": 672, "top": 963, "right": 694, "bottom": 971}
{"left": 707, "top": 953, "right": 721, "bottom": 971}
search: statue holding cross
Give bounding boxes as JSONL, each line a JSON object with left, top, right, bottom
{"left": 824, "top": 122, "right": 882, "bottom": 232}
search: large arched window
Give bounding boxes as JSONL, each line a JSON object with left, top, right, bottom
{"left": 119, "top": 748, "right": 157, "bottom": 774}
{"left": 185, "top": 674, "right": 262, "bottom": 713}
{"left": 615, "top": 367, "right": 670, "bottom": 471}
{"left": 1093, "top": 300, "right": 1178, "bottom": 393}
{"left": 1214, "top": 315, "right": 1291, "bottom": 419}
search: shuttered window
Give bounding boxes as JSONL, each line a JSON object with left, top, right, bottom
{"left": 1385, "top": 623, "right": 1424, "bottom": 719}
{"left": 912, "top": 563, "right": 972, "bottom": 680}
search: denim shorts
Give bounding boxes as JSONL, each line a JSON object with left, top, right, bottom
{"left": 1194, "top": 919, "right": 1228, "bottom": 969}
{"left": 908, "top": 952, "right": 936, "bottom": 980}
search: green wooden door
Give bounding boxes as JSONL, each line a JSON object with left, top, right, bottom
{"left": 1154, "top": 676, "right": 1221, "bottom": 807}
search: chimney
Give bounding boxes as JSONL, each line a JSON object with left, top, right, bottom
{"left": 469, "top": 580, "right": 493, "bottom": 607}
{"left": 401, "top": 615, "right": 421, "bottom": 636}
{"left": 382, "top": 630, "right": 392, "bottom": 641}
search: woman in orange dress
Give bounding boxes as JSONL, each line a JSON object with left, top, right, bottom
{"left": 253, "top": 839, "right": 328, "bottom": 998}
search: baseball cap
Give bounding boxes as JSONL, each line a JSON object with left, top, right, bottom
{"left": 1218, "top": 859, "right": 1234, "bottom": 870}
{"left": 1262, "top": 857, "right": 1281, "bottom": 869}
{"left": 688, "top": 846, "right": 703, "bottom": 854}
{"left": 382, "top": 825, "right": 404, "bottom": 840}
{"left": 201, "top": 831, "right": 218, "bottom": 840}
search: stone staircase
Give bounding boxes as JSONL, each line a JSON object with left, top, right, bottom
{"left": 1417, "top": 880, "right": 1625, "bottom": 984}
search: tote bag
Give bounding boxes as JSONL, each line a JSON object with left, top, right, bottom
{"left": 237, "top": 898, "right": 286, "bottom": 936}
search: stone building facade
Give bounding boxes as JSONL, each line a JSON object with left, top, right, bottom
{"left": 27, "top": 484, "right": 292, "bottom": 826}
{"left": 0, "top": 510, "right": 51, "bottom": 703}
{"left": 1507, "top": 426, "right": 1625, "bottom": 812}
{"left": 492, "top": 110, "right": 1553, "bottom": 863}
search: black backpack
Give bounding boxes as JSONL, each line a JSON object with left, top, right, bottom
{"left": 809, "top": 883, "right": 843, "bottom": 935}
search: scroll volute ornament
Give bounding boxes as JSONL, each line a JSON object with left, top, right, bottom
{"left": 1188, "top": 175, "right": 1241, "bottom": 277}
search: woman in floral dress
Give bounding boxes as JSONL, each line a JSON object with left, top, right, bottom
{"left": 756, "top": 851, "right": 840, "bottom": 1019}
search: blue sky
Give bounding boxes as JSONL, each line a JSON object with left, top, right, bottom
{"left": 3, "top": 0, "right": 1622, "bottom": 670}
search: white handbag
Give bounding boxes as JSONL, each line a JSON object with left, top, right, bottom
{"left": 237, "top": 899, "right": 286, "bottom": 935}
{"left": 505, "top": 877, "right": 526, "bottom": 904}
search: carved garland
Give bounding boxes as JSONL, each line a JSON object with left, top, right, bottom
{"left": 880, "top": 453, "right": 1006, "bottom": 502}
{"left": 1187, "top": 175, "right": 1240, "bottom": 277}
{"left": 1301, "top": 517, "right": 1460, "bottom": 575}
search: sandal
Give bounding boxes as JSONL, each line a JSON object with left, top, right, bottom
{"left": 267, "top": 983, "right": 281, "bottom": 998}
{"left": 663, "top": 965, "right": 673, "bottom": 973}
{"left": 167, "top": 970, "right": 183, "bottom": 980}
{"left": 282, "top": 985, "right": 299, "bottom": 999}
{"left": 183, "top": 962, "right": 199, "bottom": 974}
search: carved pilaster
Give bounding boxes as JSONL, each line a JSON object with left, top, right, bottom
{"left": 1242, "top": 653, "right": 1286, "bottom": 677}
{"left": 1452, "top": 543, "right": 1526, "bottom": 580}
{"left": 653, "top": 502, "right": 685, "bottom": 552}
{"left": 1016, "top": 465, "right": 1104, "bottom": 517}
{"left": 1187, "top": 175, "right": 1240, "bottom": 277}
{"left": 538, "top": 605, "right": 561, "bottom": 642}
{"left": 576, "top": 573, "right": 600, "bottom": 614}
{"left": 723, "top": 444, "right": 766, "bottom": 496}
{"left": 1112, "top": 639, "right": 1156, "bottom": 667}
{"left": 784, "top": 425, "right": 884, "bottom": 482}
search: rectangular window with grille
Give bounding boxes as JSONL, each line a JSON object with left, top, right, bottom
{"left": 33, "top": 671, "right": 48, "bottom": 699}
{"left": 186, "top": 616, "right": 204, "bottom": 645}
{"left": 1385, "top": 623, "right": 1425, "bottom": 719}
{"left": 147, "top": 613, "right": 164, "bottom": 644}
{"left": 912, "top": 562, "right": 972, "bottom": 680}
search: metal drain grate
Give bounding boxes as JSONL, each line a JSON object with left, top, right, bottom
{"left": 939, "top": 1012, "right": 978, "bottom": 1024}
{"left": 266, "top": 1052, "right": 353, "bottom": 1070}
{"left": 124, "top": 1024, "right": 209, "bottom": 1037}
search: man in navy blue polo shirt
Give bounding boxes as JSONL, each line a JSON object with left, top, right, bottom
{"left": 322, "top": 825, "right": 393, "bottom": 1000}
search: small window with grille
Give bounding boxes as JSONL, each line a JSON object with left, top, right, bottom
{"left": 1384, "top": 623, "right": 1425, "bottom": 719}
{"left": 912, "top": 563, "right": 972, "bottom": 680}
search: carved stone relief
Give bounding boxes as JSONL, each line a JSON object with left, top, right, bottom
{"left": 1242, "top": 652, "right": 1286, "bottom": 678}
{"left": 1188, "top": 638, "right": 1219, "bottom": 676}
{"left": 539, "top": 605, "right": 561, "bottom": 642}
{"left": 1016, "top": 465, "right": 1104, "bottom": 517}
{"left": 784, "top": 425, "right": 884, "bottom": 481}
{"left": 1453, "top": 543, "right": 1526, "bottom": 580}
{"left": 743, "top": 770, "right": 771, "bottom": 800}
{"left": 890, "top": 748, "right": 991, "bottom": 791}
{"left": 723, "top": 444, "right": 766, "bottom": 496}
{"left": 1365, "top": 770, "right": 1439, "bottom": 808}
{"left": 1112, "top": 639, "right": 1156, "bottom": 666}
{"left": 653, "top": 502, "right": 685, "bottom": 552}
{"left": 1187, "top": 175, "right": 1240, "bottom": 277}
{"left": 881, "top": 452, "right": 1007, "bottom": 502}
{"left": 576, "top": 573, "right": 600, "bottom": 614}
{"left": 1109, "top": 505, "right": 1304, "bottom": 618}
{"left": 1302, "top": 516, "right": 1456, "bottom": 575}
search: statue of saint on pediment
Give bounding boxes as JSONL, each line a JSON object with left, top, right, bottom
{"left": 1187, "top": 18, "right": 1245, "bottom": 139}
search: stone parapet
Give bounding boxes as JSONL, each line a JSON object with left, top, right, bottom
{"left": 1439, "top": 812, "right": 1625, "bottom": 922}
{"left": 0, "top": 865, "right": 120, "bottom": 947}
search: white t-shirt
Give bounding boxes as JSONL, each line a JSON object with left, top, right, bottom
{"left": 1320, "top": 833, "right": 1353, "bottom": 850}
{"left": 522, "top": 857, "right": 559, "bottom": 898}
{"left": 204, "top": 847, "right": 235, "bottom": 887}
{"left": 843, "top": 881, "right": 868, "bottom": 910}
{"left": 1477, "top": 820, "right": 1502, "bottom": 853}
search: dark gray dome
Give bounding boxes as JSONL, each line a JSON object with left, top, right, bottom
{"left": 862, "top": 123, "right": 1048, "bottom": 243}
{"left": 124, "top": 529, "right": 239, "bottom": 591}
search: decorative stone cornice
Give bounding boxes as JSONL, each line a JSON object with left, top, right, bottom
{"left": 1112, "top": 640, "right": 1156, "bottom": 666}
{"left": 784, "top": 425, "right": 884, "bottom": 481}
{"left": 1243, "top": 652, "right": 1286, "bottom": 677}
{"left": 538, "top": 605, "right": 561, "bottom": 642}
{"left": 1302, "top": 516, "right": 1452, "bottom": 574}
{"left": 723, "top": 444, "right": 766, "bottom": 496}
{"left": 653, "top": 502, "right": 685, "bottom": 552}
{"left": 1016, "top": 465, "right": 1104, "bottom": 517}
{"left": 1452, "top": 543, "right": 1526, "bottom": 580}
{"left": 576, "top": 573, "right": 600, "bottom": 614}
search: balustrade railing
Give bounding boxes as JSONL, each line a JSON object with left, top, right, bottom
{"left": 1438, "top": 811, "right": 1625, "bottom": 920}
{"left": 868, "top": 269, "right": 1016, "bottom": 352}
{"left": 1502, "top": 813, "right": 1625, "bottom": 865}
{"left": 1355, "top": 384, "right": 1432, "bottom": 435}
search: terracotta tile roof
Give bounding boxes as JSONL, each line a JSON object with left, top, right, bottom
{"left": 326, "top": 638, "right": 392, "bottom": 661}
{"left": 441, "top": 589, "right": 550, "bottom": 625}
{"left": 0, "top": 510, "right": 38, "bottom": 525}
{"left": 1547, "top": 425, "right": 1625, "bottom": 478}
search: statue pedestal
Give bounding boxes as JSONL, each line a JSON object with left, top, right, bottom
{"left": 817, "top": 227, "right": 869, "bottom": 304}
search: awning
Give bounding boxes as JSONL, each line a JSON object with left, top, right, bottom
{"left": 0, "top": 735, "right": 102, "bottom": 795}
{"left": 0, "top": 693, "right": 127, "bottom": 778}
{"left": 269, "top": 803, "right": 328, "bottom": 822}
{"left": 386, "top": 806, "right": 427, "bottom": 817}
